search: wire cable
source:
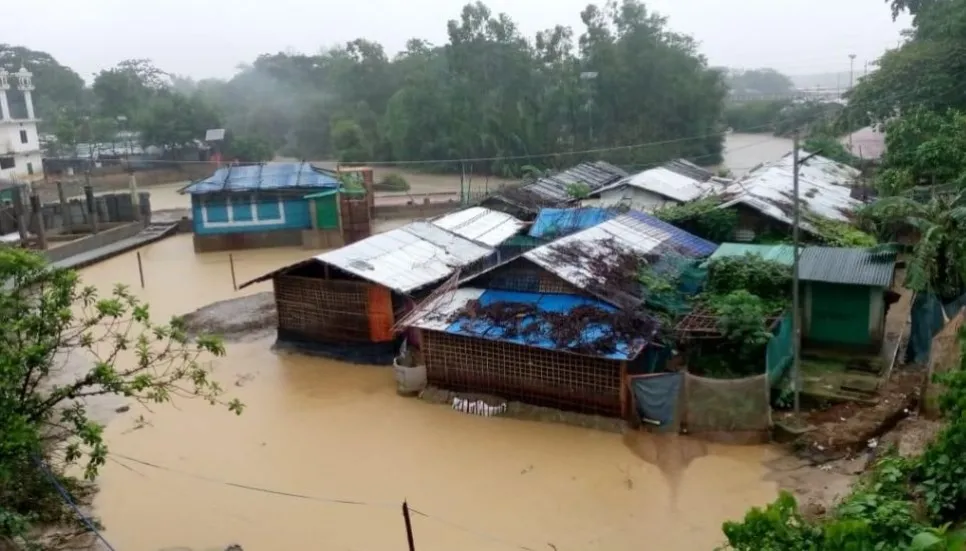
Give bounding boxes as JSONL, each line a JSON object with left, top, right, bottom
{"left": 33, "top": 456, "right": 118, "bottom": 551}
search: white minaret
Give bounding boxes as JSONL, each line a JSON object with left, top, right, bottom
{"left": 0, "top": 69, "right": 10, "bottom": 121}
{"left": 16, "top": 67, "right": 35, "bottom": 119}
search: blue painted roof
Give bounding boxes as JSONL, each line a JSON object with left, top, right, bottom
{"left": 528, "top": 207, "right": 615, "bottom": 238}
{"left": 182, "top": 162, "right": 341, "bottom": 194}
{"left": 444, "top": 289, "right": 649, "bottom": 360}
{"left": 621, "top": 210, "right": 718, "bottom": 257}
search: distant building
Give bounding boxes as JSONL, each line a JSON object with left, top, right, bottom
{"left": 0, "top": 67, "right": 42, "bottom": 180}
{"left": 583, "top": 159, "right": 728, "bottom": 212}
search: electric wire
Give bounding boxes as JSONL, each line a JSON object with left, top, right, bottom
{"left": 33, "top": 456, "right": 119, "bottom": 551}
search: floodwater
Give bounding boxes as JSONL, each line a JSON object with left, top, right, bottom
{"left": 141, "top": 133, "right": 795, "bottom": 213}
{"left": 77, "top": 235, "right": 783, "bottom": 551}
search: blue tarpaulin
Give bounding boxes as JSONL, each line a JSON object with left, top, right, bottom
{"left": 528, "top": 208, "right": 615, "bottom": 239}
{"left": 630, "top": 373, "right": 683, "bottom": 431}
{"left": 907, "top": 292, "right": 966, "bottom": 365}
{"left": 445, "top": 289, "right": 649, "bottom": 360}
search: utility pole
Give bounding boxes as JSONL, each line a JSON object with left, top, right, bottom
{"left": 848, "top": 54, "right": 857, "bottom": 149}
{"left": 791, "top": 135, "right": 823, "bottom": 421}
{"left": 792, "top": 132, "right": 802, "bottom": 419}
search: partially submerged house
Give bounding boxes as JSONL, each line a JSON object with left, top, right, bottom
{"left": 798, "top": 246, "right": 897, "bottom": 350}
{"left": 480, "top": 161, "right": 627, "bottom": 220}
{"left": 400, "top": 212, "right": 717, "bottom": 415}
{"left": 239, "top": 215, "right": 525, "bottom": 363}
{"left": 716, "top": 151, "right": 863, "bottom": 242}
{"left": 182, "top": 162, "right": 371, "bottom": 252}
{"left": 585, "top": 159, "right": 728, "bottom": 212}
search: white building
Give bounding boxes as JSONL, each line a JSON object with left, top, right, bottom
{"left": 0, "top": 67, "right": 42, "bottom": 180}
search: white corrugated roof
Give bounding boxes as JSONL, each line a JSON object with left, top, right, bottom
{"left": 598, "top": 167, "right": 723, "bottom": 203}
{"left": 525, "top": 214, "right": 667, "bottom": 289}
{"left": 430, "top": 207, "right": 525, "bottom": 246}
{"left": 718, "top": 151, "right": 862, "bottom": 232}
{"left": 406, "top": 288, "right": 486, "bottom": 331}
{"left": 315, "top": 221, "right": 493, "bottom": 293}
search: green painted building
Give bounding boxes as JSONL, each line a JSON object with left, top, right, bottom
{"left": 798, "top": 247, "right": 897, "bottom": 350}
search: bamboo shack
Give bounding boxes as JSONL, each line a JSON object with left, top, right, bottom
{"left": 238, "top": 212, "right": 525, "bottom": 363}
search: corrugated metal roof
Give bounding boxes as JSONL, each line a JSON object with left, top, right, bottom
{"left": 621, "top": 211, "right": 718, "bottom": 257}
{"left": 798, "top": 247, "right": 896, "bottom": 287}
{"left": 523, "top": 161, "right": 628, "bottom": 203}
{"left": 182, "top": 162, "right": 341, "bottom": 194}
{"left": 430, "top": 207, "right": 525, "bottom": 247}
{"left": 237, "top": 221, "right": 493, "bottom": 294}
{"left": 316, "top": 221, "right": 493, "bottom": 293}
{"left": 595, "top": 160, "right": 724, "bottom": 203}
{"left": 409, "top": 288, "right": 647, "bottom": 360}
{"left": 528, "top": 207, "right": 615, "bottom": 238}
{"left": 717, "top": 151, "right": 862, "bottom": 233}
{"left": 708, "top": 243, "right": 796, "bottom": 266}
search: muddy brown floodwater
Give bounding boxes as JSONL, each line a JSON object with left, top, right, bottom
{"left": 77, "top": 235, "right": 783, "bottom": 551}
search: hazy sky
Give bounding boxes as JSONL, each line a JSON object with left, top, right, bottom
{"left": 8, "top": 0, "right": 909, "bottom": 81}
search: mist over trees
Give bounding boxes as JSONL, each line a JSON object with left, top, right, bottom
{"left": 4, "top": 0, "right": 730, "bottom": 175}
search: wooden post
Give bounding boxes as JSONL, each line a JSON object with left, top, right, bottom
{"left": 129, "top": 172, "right": 141, "bottom": 222}
{"left": 29, "top": 194, "right": 47, "bottom": 250}
{"left": 137, "top": 251, "right": 145, "bottom": 288}
{"left": 56, "top": 181, "right": 73, "bottom": 233}
{"left": 619, "top": 361, "right": 628, "bottom": 420}
{"left": 84, "top": 185, "right": 99, "bottom": 234}
{"left": 10, "top": 186, "right": 28, "bottom": 246}
{"left": 229, "top": 253, "right": 237, "bottom": 291}
{"left": 401, "top": 501, "right": 416, "bottom": 551}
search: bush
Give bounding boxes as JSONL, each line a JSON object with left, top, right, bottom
{"left": 373, "top": 173, "right": 410, "bottom": 192}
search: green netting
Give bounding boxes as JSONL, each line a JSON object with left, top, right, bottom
{"left": 907, "top": 292, "right": 966, "bottom": 364}
{"left": 645, "top": 259, "right": 708, "bottom": 315}
{"left": 766, "top": 311, "right": 794, "bottom": 386}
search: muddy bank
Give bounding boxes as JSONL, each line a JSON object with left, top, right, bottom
{"left": 181, "top": 292, "right": 276, "bottom": 341}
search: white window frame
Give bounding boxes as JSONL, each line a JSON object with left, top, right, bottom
{"left": 200, "top": 194, "right": 286, "bottom": 228}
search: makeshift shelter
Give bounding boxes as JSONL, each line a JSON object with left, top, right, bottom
{"left": 405, "top": 287, "right": 656, "bottom": 416}
{"left": 238, "top": 221, "right": 495, "bottom": 363}
{"left": 798, "top": 246, "right": 897, "bottom": 349}
{"left": 585, "top": 159, "right": 728, "bottom": 212}
{"left": 480, "top": 161, "right": 627, "bottom": 219}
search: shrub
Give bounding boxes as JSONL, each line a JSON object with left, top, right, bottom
{"left": 374, "top": 173, "right": 410, "bottom": 192}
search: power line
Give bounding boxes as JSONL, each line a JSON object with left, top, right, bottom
{"left": 33, "top": 456, "right": 118, "bottom": 551}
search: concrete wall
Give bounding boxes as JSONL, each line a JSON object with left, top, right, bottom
{"left": 43, "top": 221, "right": 145, "bottom": 263}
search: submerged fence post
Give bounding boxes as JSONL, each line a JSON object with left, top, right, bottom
{"left": 402, "top": 501, "right": 416, "bottom": 551}
{"left": 136, "top": 251, "right": 145, "bottom": 288}
{"left": 84, "top": 184, "right": 99, "bottom": 234}
{"left": 229, "top": 253, "right": 237, "bottom": 290}
{"left": 29, "top": 194, "right": 48, "bottom": 250}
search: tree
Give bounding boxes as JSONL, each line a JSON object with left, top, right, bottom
{"left": 330, "top": 118, "right": 372, "bottom": 162}
{"left": 0, "top": 248, "right": 240, "bottom": 548}
{"left": 136, "top": 91, "right": 221, "bottom": 151}
{"left": 725, "top": 68, "right": 795, "bottom": 95}
{"left": 225, "top": 134, "right": 274, "bottom": 163}
{"left": 874, "top": 108, "right": 966, "bottom": 194}
{"left": 844, "top": 0, "right": 966, "bottom": 126}
{"left": 861, "top": 191, "right": 966, "bottom": 298}
{"left": 92, "top": 59, "right": 169, "bottom": 119}
{"left": 0, "top": 45, "right": 89, "bottom": 122}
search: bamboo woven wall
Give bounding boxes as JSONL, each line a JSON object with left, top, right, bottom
{"left": 423, "top": 330, "right": 622, "bottom": 416}
{"left": 274, "top": 275, "right": 372, "bottom": 342}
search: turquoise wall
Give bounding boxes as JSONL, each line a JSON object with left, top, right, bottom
{"left": 191, "top": 194, "right": 312, "bottom": 235}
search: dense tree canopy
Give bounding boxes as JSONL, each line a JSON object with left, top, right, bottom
{"left": 724, "top": 68, "right": 795, "bottom": 95}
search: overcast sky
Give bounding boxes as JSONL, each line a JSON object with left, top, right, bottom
{"left": 7, "top": 0, "right": 909, "bottom": 81}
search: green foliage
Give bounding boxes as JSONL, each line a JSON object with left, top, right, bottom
{"left": 860, "top": 192, "right": 966, "bottom": 296}
{"left": 224, "top": 134, "right": 274, "bottom": 163}
{"left": 0, "top": 249, "right": 241, "bottom": 548}
{"left": 723, "top": 100, "right": 790, "bottom": 133}
{"left": 137, "top": 90, "right": 220, "bottom": 152}
{"left": 725, "top": 68, "right": 795, "bottom": 96}
{"left": 705, "top": 255, "right": 791, "bottom": 305}
{"left": 802, "top": 132, "right": 860, "bottom": 168}
{"left": 374, "top": 173, "right": 411, "bottom": 192}
{"left": 876, "top": 109, "right": 966, "bottom": 195}
{"left": 565, "top": 182, "right": 592, "bottom": 199}
{"left": 654, "top": 196, "right": 737, "bottom": 243}
{"left": 707, "top": 290, "right": 774, "bottom": 350}
{"left": 0, "top": 44, "right": 89, "bottom": 121}
{"left": 806, "top": 215, "right": 878, "bottom": 248}
{"left": 331, "top": 119, "right": 372, "bottom": 163}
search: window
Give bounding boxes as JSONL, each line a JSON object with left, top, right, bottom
{"left": 26, "top": 162, "right": 34, "bottom": 175}
{"left": 19, "top": 130, "right": 27, "bottom": 144}
{"left": 0, "top": 157, "right": 14, "bottom": 170}
{"left": 200, "top": 194, "right": 286, "bottom": 228}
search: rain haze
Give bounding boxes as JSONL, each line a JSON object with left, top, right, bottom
{"left": 7, "top": 0, "right": 909, "bottom": 80}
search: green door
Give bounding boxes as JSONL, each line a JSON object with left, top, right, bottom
{"left": 809, "top": 283, "right": 870, "bottom": 346}
{"left": 313, "top": 193, "right": 340, "bottom": 230}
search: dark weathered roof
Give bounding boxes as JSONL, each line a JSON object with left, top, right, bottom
{"left": 798, "top": 247, "right": 896, "bottom": 288}
{"left": 523, "top": 161, "right": 628, "bottom": 203}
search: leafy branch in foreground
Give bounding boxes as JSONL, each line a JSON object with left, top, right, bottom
{"left": 0, "top": 248, "right": 241, "bottom": 549}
